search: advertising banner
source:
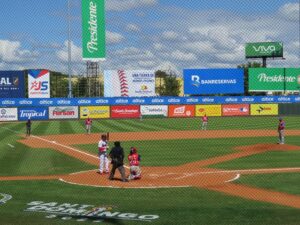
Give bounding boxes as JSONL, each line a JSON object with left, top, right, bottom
{"left": 104, "top": 70, "right": 155, "bottom": 97}
{"left": 249, "top": 68, "right": 300, "bottom": 91}
{"left": 195, "top": 105, "right": 222, "bottom": 117}
{"left": 0, "top": 108, "right": 18, "bottom": 121}
{"left": 168, "top": 105, "right": 195, "bottom": 117}
{"left": 245, "top": 42, "right": 283, "bottom": 58}
{"left": 222, "top": 104, "right": 249, "bottom": 116}
{"left": 82, "top": 0, "right": 105, "bottom": 60}
{"left": 18, "top": 107, "right": 48, "bottom": 120}
{"left": 140, "top": 105, "right": 168, "bottom": 118}
{"left": 184, "top": 69, "right": 244, "bottom": 95}
{"left": 111, "top": 105, "right": 140, "bottom": 118}
{"left": 250, "top": 104, "right": 278, "bottom": 116}
{"left": 28, "top": 70, "right": 50, "bottom": 98}
{"left": 80, "top": 106, "right": 110, "bottom": 119}
{"left": 0, "top": 71, "right": 25, "bottom": 98}
{"left": 49, "top": 106, "right": 78, "bottom": 119}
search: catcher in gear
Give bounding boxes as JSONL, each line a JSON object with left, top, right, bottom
{"left": 127, "top": 147, "right": 141, "bottom": 180}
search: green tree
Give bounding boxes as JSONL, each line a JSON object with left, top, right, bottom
{"left": 160, "top": 72, "right": 181, "bottom": 96}
{"left": 155, "top": 70, "right": 168, "bottom": 95}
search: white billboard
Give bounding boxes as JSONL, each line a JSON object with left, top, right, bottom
{"left": 28, "top": 70, "right": 50, "bottom": 98}
{"left": 49, "top": 106, "right": 78, "bottom": 119}
{"left": 104, "top": 70, "right": 155, "bottom": 97}
{"left": 0, "top": 108, "right": 18, "bottom": 121}
{"left": 141, "top": 105, "right": 168, "bottom": 117}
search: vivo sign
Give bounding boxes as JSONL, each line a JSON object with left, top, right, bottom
{"left": 245, "top": 42, "right": 283, "bottom": 58}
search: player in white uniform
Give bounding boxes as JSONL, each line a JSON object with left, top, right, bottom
{"left": 98, "top": 134, "right": 109, "bottom": 174}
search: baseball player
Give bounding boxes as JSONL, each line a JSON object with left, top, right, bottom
{"left": 278, "top": 117, "right": 285, "bottom": 144}
{"left": 127, "top": 147, "right": 141, "bottom": 180}
{"left": 85, "top": 117, "right": 92, "bottom": 134}
{"left": 98, "top": 134, "right": 109, "bottom": 174}
{"left": 26, "top": 118, "right": 32, "bottom": 137}
{"left": 201, "top": 114, "right": 208, "bottom": 130}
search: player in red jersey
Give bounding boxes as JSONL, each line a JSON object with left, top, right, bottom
{"left": 201, "top": 114, "right": 208, "bottom": 130}
{"left": 127, "top": 147, "right": 141, "bottom": 180}
{"left": 85, "top": 117, "right": 92, "bottom": 134}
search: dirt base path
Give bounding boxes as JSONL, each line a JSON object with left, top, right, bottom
{"left": 3, "top": 129, "right": 300, "bottom": 209}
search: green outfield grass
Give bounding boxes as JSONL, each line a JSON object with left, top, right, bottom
{"left": 1, "top": 116, "right": 300, "bottom": 225}
{"left": 1, "top": 116, "right": 300, "bottom": 136}
{"left": 1, "top": 180, "right": 300, "bottom": 225}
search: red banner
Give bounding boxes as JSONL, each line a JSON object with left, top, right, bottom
{"left": 111, "top": 105, "right": 140, "bottom": 118}
{"left": 168, "top": 105, "right": 195, "bottom": 117}
{"left": 222, "top": 104, "right": 249, "bottom": 116}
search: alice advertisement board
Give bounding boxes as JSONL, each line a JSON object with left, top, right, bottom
{"left": 111, "top": 105, "right": 140, "bottom": 118}
{"left": 249, "top": 68, "right": 300, "bottom": 92}
{"left": 184, "top": 69, "right": 244, "bottom": 95}
{"left": 168, "top": 105, "right": 195, "bottom": 117}
{"left": 140, "top": 105, "right": 168, "bottom": 118}
{"left": 0, "top": 108, "right": 18, "bottom": 121}
{"left": 18, "top": 107, "right": 48, "bottom": 120}
{"left": 195, "top": 105, "right": 222, "bottom": 117}
{"left": 49, "top": 106, "right": 79, "bottom": 119}
{"left": 80, "top": 106, "right": 110, "bottom": 119}
{"left": 0, "top": 71, "right": 25, "bottom": 98}
{"left": 82, "top": 0, "right": 106, "bottom": 60}
{"left": 28, "top": 70, "right": 50, "bottom": 98}
{"left": 222, "top": 104, "right": 249, "bottom": 116}
{"left": 250, "top": 104, "right": 278, "bottom": 116}
{"left": 104, "top": 70, "right": 155, "bottom": 97}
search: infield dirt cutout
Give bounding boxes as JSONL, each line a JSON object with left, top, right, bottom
{"left": 3, "top": 129, "right": 300, "bottom": 209}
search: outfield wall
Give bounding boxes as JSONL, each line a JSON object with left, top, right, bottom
{"left": 0, "top": 104, "right": 296, "bottom": 121}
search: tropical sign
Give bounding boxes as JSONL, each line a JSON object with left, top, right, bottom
{"left": 249, "top": 68, "right": 300, "bottom": 91}
{"left": 82, "top": 0, "right": 106, "bottom": 60}
{"left": 245, "top": 42, "right": 283, "bottom": 58}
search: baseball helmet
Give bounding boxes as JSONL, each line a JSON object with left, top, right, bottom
{"left": 130, "top": 147, "right": 137, "bottom": 153}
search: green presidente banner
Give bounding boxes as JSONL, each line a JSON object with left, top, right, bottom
{"left": 249, "top": 68, "right": 300, "bottom": 92}
{"left": 82, "top": 0, "right": 105, "bottom": 60}
{"left": 245, "top": 42, "right": 283, "bottom": 58}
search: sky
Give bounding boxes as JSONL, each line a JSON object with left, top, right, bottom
{"left": 0, "top": 0, "right": 299, "bottom": 76}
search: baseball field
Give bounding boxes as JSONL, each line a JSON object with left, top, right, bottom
{"left": 1, "top": 116, "right": 300, "bottom": 224}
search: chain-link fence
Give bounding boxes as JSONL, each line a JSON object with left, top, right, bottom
{"left": 1, "top": 0, "right": 299, "bottom": 97}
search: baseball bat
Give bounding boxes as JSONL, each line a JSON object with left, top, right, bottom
{"left": 106, "top": 132, "right": 110, "bottom": 141}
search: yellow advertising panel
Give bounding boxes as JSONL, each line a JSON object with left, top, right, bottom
{"left": 250, "top": 104, "right": 278, "bottom": 116}
{"left": 80, "top": 106, "right": 110, "bottom": 119}
{"left": 195, "top": 105, "right": 222, "bottom": 117}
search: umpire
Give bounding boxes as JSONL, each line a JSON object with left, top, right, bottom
{"left": 108, "top": 141, "right": 128, "bottom": 182}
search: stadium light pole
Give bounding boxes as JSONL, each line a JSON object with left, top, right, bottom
{"left": 67, "top": 0, "right": 73, "bottom": 98}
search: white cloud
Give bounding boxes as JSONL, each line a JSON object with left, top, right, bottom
{"left": 138, "top": 60, "right": 156, "bottom": 67}
{"left": 162, "top": 31, "right": 179, "bottom": 40}
{"left": 153, "top": 43, "right": 164, "bottom": 50}
{"left": 126, "top": 24, "right": 141, "bottom": 32}
{"left": 56, "top": 41, "right": 82, "bottom": 63}
{"left": 107, "top": 0, "right": 158, "bottom": 11}
{"left": 171, "top": 50, "right": 197, "bottom": 61}
{"left": 279, "top": 3, "right": 299, "bottom": 21}
{"left": 0, "top": 40, "right": 38, "bottom": 63}
{"left": 107, "top": 31, "right": 124, "bottom": 44}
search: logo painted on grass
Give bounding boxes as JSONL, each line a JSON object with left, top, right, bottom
{"left": 25, "top": 201, "right": 159, "bottom": 223}
{"left": 0, "top": 193, "right": 12, "bottom": 205}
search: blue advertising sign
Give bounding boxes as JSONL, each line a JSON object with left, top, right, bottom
{"left": 18, "top": 107, "right": 48, "bottom": 121}
{"left": 0, "top": 96, "right": 300, "bottom": 107}
{"left": 184, "top": 69, "right": 244, "bottom": 95}
{"left": 0, "top": 71, "right": 25, "bottom": 98}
